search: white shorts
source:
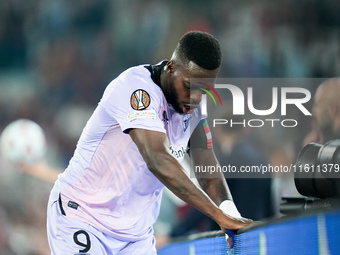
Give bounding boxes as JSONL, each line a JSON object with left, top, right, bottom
{"left": 47, "top": 197, "right": 157, "bottom": 255}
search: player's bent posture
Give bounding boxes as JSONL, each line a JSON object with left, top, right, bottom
{"left": 47, "top": 31, "right": 254, "bottom": 254}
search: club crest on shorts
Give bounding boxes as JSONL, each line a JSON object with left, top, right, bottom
{"left": 130, "top": 89, "right": 151, "bottom": 110}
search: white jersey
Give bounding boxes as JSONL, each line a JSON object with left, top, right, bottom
{"left": 49, "top": 62, "right": 204, "bottom": 241}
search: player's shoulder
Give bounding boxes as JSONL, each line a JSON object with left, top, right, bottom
{"left": 112, "top": 64, "right": 161, "bottom": 93}
{"left": 100, "top": 64, "right": 164, "bottom": 109}
{"left": 121, "top": 64, "right": 151, "bottom": 79}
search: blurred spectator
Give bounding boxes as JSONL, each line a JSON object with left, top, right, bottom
{"left": 305, "top": 78, "right": 340, "bottom": 145}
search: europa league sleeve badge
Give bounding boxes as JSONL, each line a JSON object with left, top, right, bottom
{"left": 130, "top": 89, "right": 151, "bottom": 110}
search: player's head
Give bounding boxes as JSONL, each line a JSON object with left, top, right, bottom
{"left": 173, "top": 31, "right": 222, "bottom": 71}
{"left": 161, "top": 31, "right": 222, "bottom": 114}
{"left": 313, "top": 77, "right": 340, "bottom": 134}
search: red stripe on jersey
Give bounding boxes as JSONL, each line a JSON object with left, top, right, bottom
{"left": 207, "top": 139, "right": 213, "bottom": 150}
{"left": 203, "top": 125, "right": 209, "bottom": 134}
{"left": 203, "top": 124, "right": 213, "bottom": 149}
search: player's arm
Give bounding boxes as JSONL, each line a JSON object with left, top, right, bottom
{"left": 189, "top": 119, "right": 232, "bottom": 205}
{"left": 190, "top": 147, "right": 232, "bottom": 205}
{"left": 189, "top": 120, "right": 256, "bottom": 247}
{"left": 129, "top": 128, "right": 252, "bottom": 232}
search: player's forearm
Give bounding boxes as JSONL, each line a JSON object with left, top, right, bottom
{"left": 129, "top": 129, "right": 228, "bottom": 223}
{"left": 145, "top": 153, "right": 251, "bottom": 230}
{"left": 191, "top": 148, "right": 233, "bottom": 205}
{"left": 150, "top": 158, "right": 249, "bottom": 230}
{"left": 197, "top": 177, "right": 233, "bottom": 206}
{"left": 147, "top": 153, "right": 223, "bottom": 221}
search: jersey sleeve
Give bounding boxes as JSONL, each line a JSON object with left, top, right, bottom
{"left": 189, "top": 119, "right": 213, "bottom": 150}
{"left": 100, "top": 67, "right": 166, "bottom": 134}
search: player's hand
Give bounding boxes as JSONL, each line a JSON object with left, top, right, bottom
{"left": 217, "top": 200, "right": 254, "bottom": 249}
{"left": 218, "top": 214, "right": 254, "bottom": 248}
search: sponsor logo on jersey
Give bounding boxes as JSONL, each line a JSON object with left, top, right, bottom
{"left": 130, "top": 89, "right": 151, "bottom": 110}
{"left": 170, "top": 145, "right": 187, "bottom": 160}
{"left": 127, "top": 110, "right": 156, "bottom": 121}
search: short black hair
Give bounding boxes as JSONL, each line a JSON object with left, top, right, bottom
{"left": 175, "top": 31, "right": 222, "bottom": 70}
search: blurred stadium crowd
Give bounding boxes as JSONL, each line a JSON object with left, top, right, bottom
{"left": 0, "top": 0, "right": 339, "bottom": 254}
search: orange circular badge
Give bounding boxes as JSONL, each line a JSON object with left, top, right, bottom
{"left": 130, "top": 89, "right": 151, "bottom": 110}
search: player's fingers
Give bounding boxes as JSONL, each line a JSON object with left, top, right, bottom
{"left": 224, "top": 220, "right": 259, "bottom": 249}
{"left": 228, "top": 216, "right": 254, "bottom": 229}
{"left": 225, "top": 229, "right": 235, "bottom": 249}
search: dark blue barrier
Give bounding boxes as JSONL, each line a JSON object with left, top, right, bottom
{"left": 158, "top": 208, "right": 340, "bottom": 255}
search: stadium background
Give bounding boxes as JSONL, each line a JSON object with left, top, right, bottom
{"left": 0, "top": 0, "right": 339, "bottom": 254}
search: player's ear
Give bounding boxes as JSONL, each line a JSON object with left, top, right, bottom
{"left": 166, "top": 60, "right": 175, "bottom": 74}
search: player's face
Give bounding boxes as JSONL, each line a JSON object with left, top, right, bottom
{"left": 165, "top": 61, "right": 219, "bottom": 114}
